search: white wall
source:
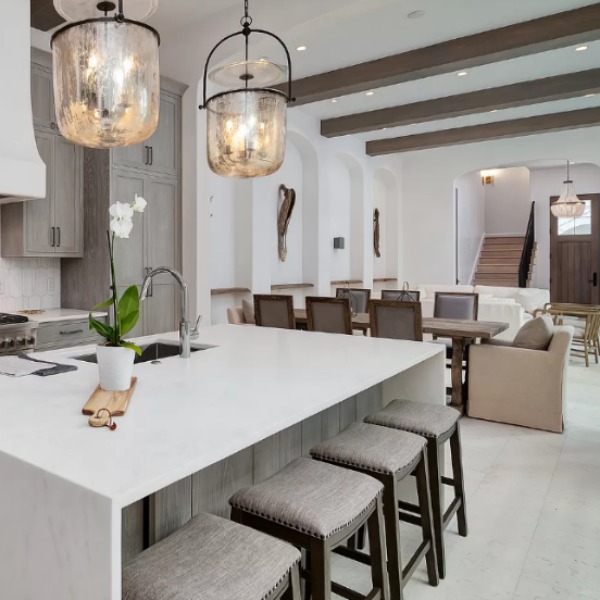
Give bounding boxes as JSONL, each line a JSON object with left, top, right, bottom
{"left": 484, "top": 167, "right": 531, "bottom": 235}
{"left": 529, "top": 163, "right": 600, "bottom": 289}
{"left": 455, "top": 171, "right": 485, "bottom": 285}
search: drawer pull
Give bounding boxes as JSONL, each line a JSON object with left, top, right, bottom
{"left": 60, "top": 329, "right": 84, "bottom": 335}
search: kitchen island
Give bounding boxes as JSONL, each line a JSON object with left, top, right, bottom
{"left": 0, "top": 324, "right": 444, "bottom": 599}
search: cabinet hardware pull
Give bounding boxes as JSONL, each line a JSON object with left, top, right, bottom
{"left": 144, "top": 145, "right": 149, "bottom": 165}
{"left": 50, "top": 227, "right": 55, "bottom": 247}
{"left": 56, "top": 227, "right": 61, "bottom": 248}
{"left": 149, "top": 146, "right": 154, "bottom": 166}
{"left": 60, "top": 329, "right": 84, "bottom": 335}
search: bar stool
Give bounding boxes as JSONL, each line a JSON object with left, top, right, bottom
{"left": 229, "top": 457, "right": 388, "bottom": 600}
{"left": 310, "top": 423, "right": 438, "bottom": 600}
{"left": 365, "top": 399, "right": 467, "bottom": 579}
{"left": 122, "top": 512, "right": 301, "bottom": 600}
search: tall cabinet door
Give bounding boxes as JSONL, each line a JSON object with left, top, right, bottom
{"left": 25, "top": 131, "right": 55, "bottom": 254}
{"left": 112, "top": 142, "right": 149, "bottom": 171}
{"left": 144, "top": 177, "right": 180, "bottom": 334}
{"left": 147, "top": 94, "right": 178, "bottom": 177}
{"left": 31, "top": 65, "right": 56, "bottom": 131}
{"left": 53, "top": 136, "right": 83, "bottom": 255}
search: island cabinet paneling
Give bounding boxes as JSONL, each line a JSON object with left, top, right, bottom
{"left": 123, "top": 385, "right": 384, "bottom": 555}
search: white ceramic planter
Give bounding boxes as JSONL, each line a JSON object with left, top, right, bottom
{"left": 96, "top": 345, "right": 135, "bottom": 391}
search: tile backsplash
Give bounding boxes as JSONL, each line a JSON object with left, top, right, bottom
{"left": 0, "top": 258, "right": 61, "bottom": 313}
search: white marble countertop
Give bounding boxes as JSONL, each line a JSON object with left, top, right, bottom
{"left": 0, "top": 325, "right": 443, "bottom": 508}
{"left": 21, "top": 308, "right": 107, "bottom": 323}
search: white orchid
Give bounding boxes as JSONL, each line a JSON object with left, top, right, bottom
{"left": 109, "top": 201, "right": 135, "bottom": 221}
{"left": 132, "top": 194, "right": 147, "bottom": 213}
{"left": 110, "top": 217, "right": 133, "bottom": 239}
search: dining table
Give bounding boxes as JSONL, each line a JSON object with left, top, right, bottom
{"left": 294, "top": 309, "right": 509, "bottom": 411}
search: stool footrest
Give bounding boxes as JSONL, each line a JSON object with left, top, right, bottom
{"left": 332, "top": 581, "right": 382, "bottom": 600}
{"left": 333, "top": 545, "right": 371, "bottom": 566}
{"left": 398, "top": 510, "right": 423, "bottom": 527}
{"left": 398, "top": 500, "right": 420, "bottom": 513}
{"left": 443, "top": 496, "right": 462, "bottom": 527}
{"left": 402, "top": 540, "right": 432, "bottom": 587}
{"left": 441, "top": 475, "right": 455, "bottom": 486}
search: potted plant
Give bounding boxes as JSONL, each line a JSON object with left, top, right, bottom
{"left": 89, "top": 195, "right": 147, "bottom": 391}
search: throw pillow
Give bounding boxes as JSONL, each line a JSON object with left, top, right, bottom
{"left": 242, "top": 298, "right": 255, "bottom": 324}
{"left": 512, "top": 315, "right": 554, "bottom": 351}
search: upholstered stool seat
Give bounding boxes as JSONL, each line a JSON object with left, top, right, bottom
{"left": 230, "top": 458, "right": 389, "bottom": 600}
{"left": 122, "top": 513, "right": 301, "bottom": 600}
{"left": 365, "top": 399, "right": 467, "bottom": 580}
{"left": 311, "top": 423, "right": 438, "bottom": 599}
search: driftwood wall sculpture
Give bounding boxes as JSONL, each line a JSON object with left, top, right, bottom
{"left": 278, "top": 184, "right": 296, "bottom": 262}
{"left": 373, "top": 208, "right": 381, "bottom": 257}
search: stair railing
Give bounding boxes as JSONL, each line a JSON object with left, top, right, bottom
{"left": 519, "top": 201, "right": 535, "bottom": 288}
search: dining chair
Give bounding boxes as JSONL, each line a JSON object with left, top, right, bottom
{"left": 336, "top": 288, "right": 371, "bottom": 314}
{"left": 381, "top": 289, "right": 421, "bottom": 302}
{"left": 253, "top": 295, "right": 296, "bottom": 329}
{"left": 370, "top": 299, "right": 423, "bottom": 341}
{"left": 306, "top": 296, "right": 353, "bottom": 335}
{"left": 434, "top": 292, "right": 479, "bottom": 320}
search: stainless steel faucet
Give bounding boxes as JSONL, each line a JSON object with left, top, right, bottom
{"left": 140, "top": 266, "right": 201, "bottom": 358}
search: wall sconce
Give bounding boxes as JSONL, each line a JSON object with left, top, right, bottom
{"left": 333, "top": 237, "right": 345, "bottom": 249}
{"left": 480, "top": 170, "right": 497, "bottom": 185}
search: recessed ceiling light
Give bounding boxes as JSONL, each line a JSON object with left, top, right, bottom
{"left": 584, "top": 93, "right": 596, "bottom": 97}
{"left": 407, "top": 10, "right": 425, "bottom": 19}
{"left": 296, "top": 45, "right": 307, "bottom": 52}
{"left": 490, "top": 109, "right": 498, "bottom": 113}
{"left": 457, "top": 71, "right": 468, "bottom": 77}
{"left": 575, "top": 45, "right": 588, "bottom": 52}
{"left": 366, "top": 91, "right": 375, "bottom": 96}
{"left": 382, "top": 127, "right": 388, "bottom": 131}
{"left": 331, "top": 98, "right": 338, "bottom": 103}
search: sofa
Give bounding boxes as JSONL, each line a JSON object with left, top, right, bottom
{"left": 467, "top": 325, "right": 573, "bottom": 433}
{"left": 417, "top": 284, "right": 550, "bottom": 341}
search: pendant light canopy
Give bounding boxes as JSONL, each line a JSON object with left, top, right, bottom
{"left": 199, "top": 0, "right": 294, "bottom": 178}
{"left": 551, "top": 161, "right": 585, "bottom": 219}
{"left": 51, "top": 1, "right": 160, "bottom": 149}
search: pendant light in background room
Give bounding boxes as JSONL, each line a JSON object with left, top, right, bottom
{"left": 199, "top": 0, "right": 294, "bottom": 178}
{"left": 551, "top": 160, "right": 585, "bottom": 218}
{"left": 51, "top": 0, "right": 160, "bottom": 149}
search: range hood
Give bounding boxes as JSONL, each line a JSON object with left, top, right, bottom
{"left": 0, "top": 1, "right": 46, "bottom": 204}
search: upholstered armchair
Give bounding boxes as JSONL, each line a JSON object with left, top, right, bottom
{"left": 467, "top": 325, "right": 574, "bottom": 433}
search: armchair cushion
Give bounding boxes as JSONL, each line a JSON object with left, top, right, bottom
{"left": 512, "top": 315, "right": 554, "bottom": 351}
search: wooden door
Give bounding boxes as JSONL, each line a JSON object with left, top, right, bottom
{"left": 52, "top": 136, "right": 83, "bottom": 256}
{"left": 143, "top": 176, "right": 180, "bottom": 334}
{"left": 550, "top": 194, "right": 600, "bottom": 303}
{"left": 25, "top": 131, "right": 55, "bottom": 254}
{"left": 148, "top": 94, "right": 178, "bottom": 177}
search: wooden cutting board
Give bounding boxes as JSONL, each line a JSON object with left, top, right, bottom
{"left": 82, "top": 378, "right": 137, "bottom": 417}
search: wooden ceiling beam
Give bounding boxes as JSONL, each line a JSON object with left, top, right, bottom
{"left": 31, "top": 0, "right": 65, "bottom": 31}
{"left": 365, "top": 107, "right": 600, "bottom": 156}
{"left": 285, "top": 3, "right": 600, "bottom": 106}
{"left": 321, "top": 69, "right": 600, "bottom": 137}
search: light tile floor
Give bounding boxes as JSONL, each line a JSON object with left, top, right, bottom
{"left": 333, "top": 359, "right": 600, "bottom": 599}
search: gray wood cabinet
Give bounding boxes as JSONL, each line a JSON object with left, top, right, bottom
{"left": 112, "top": 92, "right": 179, "bottom": 177}
{"left": 31, "top": 60, "right": 58, "bottom": 132}
{"left": 36, "top": 317, "right": 107, "bottom": 351}
{"left": 1, "top": 130, "right": 83, "bottom": 258}
{"left": 61, "top": 77, "right": 187, "bottom": 338}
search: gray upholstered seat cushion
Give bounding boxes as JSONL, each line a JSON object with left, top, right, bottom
{"left": 122, "top": 513, "right": 300, "bottom": 600}
{"left": 365, "top": 399, "right": 460, "bottom": 438}
{"left": 310, "top": 423, "right": 425, "bottom": 475}
{"left": 229, "top": 458, "right": 383, "bottom": 540}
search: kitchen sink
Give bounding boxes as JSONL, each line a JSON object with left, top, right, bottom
{"left": 72, "top": 342, "right": 205, "bottom": 364}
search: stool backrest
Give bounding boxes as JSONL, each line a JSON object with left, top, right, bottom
{"left": 254, "top": 295, "right": 296, "bottom": 329}
{"left": 336, "top": 288, "right": 371, "bottom": 314}
{"left": 307, "top": 297, "right": 353, "bottom": 335}
{"left": 381, "top": 289, "right": 421, "bottom": 302}
{"left": 370, "top": 300, "right": 423, "bottom": 341}
{"left": 434, "top": 292, "right": 479, "bottom": 320}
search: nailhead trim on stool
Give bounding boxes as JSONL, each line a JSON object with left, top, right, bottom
{"left": 122, "top": 512, "right": 301, "bottom": 600}
{"left": 310, "top": 423, "right": 439, "bottom": 599}
{"left": 365, "top": 399, "right": 468, "bottom": 580}
{"left": 229, "top": 458, "right": 390, "bottom": 600}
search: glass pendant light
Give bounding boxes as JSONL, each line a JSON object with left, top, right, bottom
{"left": 199, "top": 0, "right": 294, "bottom": 178}
{"left": 51, "top": 1, "right": 160, "bottom": 149}
{"left": 551, "top": 161, "right": 585, "bottom": 218}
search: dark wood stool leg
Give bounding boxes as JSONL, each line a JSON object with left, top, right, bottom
{"left": 382, "top": 474, "right": 403, "bottom": 600}
{"left": 309, "top": 541, "right": 331, "bottom": 600}
{"left": 367, "top": 496, "right": 389, "bottom": 600}
{"left": 450, "top": 423, "right": 468, "bottom": 537}
{"left": 415, "top": 447, "right": 439, "bottom": 587}
{"left": 426, "top": 437, "right": 446, "bottom": 580}
{"left": 303, "top": 551, "right": 312, "bottom": 600}
{"left": 282, "top": 563, "right": 302, "bottom": 600}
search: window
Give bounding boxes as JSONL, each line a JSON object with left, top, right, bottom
{"left": 558, "top": 199, "right": 592, "bottom": 236}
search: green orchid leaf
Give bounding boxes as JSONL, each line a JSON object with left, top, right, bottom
{"left": 118, "top": 285, "right": 140, "bottom": 337}
{"left": 89, "top": 315, "right": 114, "bottom": 341}
{"left": 120, "top": 341, "right": 142, "bottom": 356}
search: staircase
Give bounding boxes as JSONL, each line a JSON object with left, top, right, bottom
{"left": 474, "top": 236, "right": 536, "bottom": 287}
